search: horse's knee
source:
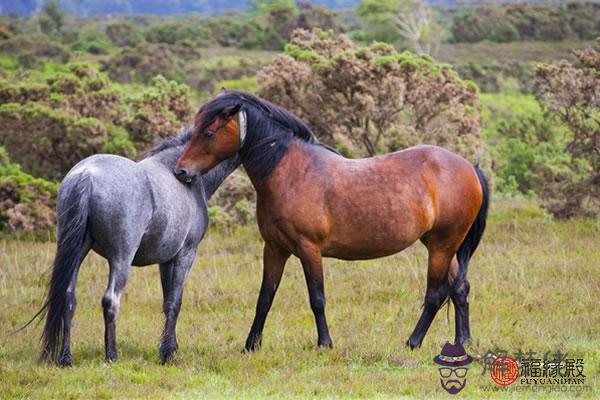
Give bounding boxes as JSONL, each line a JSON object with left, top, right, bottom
{"left": 163, "top": 298, "right": 182, "bottom": 314}
{"left": 451, "top": 279, "right": 470, "bottom": 305}
{"left": 102, "top": 294, "right": 119, "bottom": 322}
{"left": 424, "top": 283, "right": 448, "bottom": 309}
{"left": 65, "top": 291, "right": 77, "bottom": 313}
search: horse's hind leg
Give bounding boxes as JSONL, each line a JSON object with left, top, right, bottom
{"left": 448, "top": 255, "right": 470, "bottom": 344}
{"left": 102, "top": 257, "right": 132, "bottom": 362}
{"left": 159, "top": 247, "right": 197, "bottom": 364}
{"left": 58, "top": 237, "right": 92, "bottom": 366}
{"left": 407, "top": 247, "right": 452, "bottom": 349}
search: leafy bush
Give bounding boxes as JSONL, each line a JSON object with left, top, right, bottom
{"left": 101, "top": 42, "right": 200, "bottom": 84}
{"left": 208, "top": 171, "right": 256, "bottom": 231}
{"left": 0, "top": 103, "right": 105, "bottom": 179}
{"left": 0, "top": 34, "right": 69, "bottom": 67}
{"left": 106, "top": 22, "right": 143, "bottom": 48}
{"left": 0, "top": 147, "right": 57, "bottom": 234}
{"left": 259, "top": 29, "right": 481, "bottom": 159}
{"left": 533, "top": 39, "right": 600, "bottom": 218}
{"left": 0, "top": 62, "right": 192, "bottom": 179}
{"left": 144, "top": 21, "right": 207, "bottom": 45}
{"left": 124, "top": 75, "right": 193, "bottom": 147}
{"left": 481, "top": 93, "right": 572, "bottom": 196}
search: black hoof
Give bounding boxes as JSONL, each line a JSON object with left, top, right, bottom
{"left": 105, "top": 352, "right": 118, "bottom": 363}
{"left": 244, "top": 335, "right": 262, "bottom": 352}
{"left": 57, "top": 354, "right": 73, "bottom": 367}
{"left": 455, "top": 336, "right": 471, "bottom": 345}
{"left": 406, "top": 338, "right": 422, "bottom": 350}
{"left": 318, "top": 338, "right": 333, "bottom": 348}
{"left": 160, "top": 341, "right": 179, "bottom": 364}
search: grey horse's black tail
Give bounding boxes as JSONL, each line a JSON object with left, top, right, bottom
{"left": 454, "top": 164, "right": 489, "bottom": 291}
{"left": 34, "top": 173, "right": 91, "bottom": 363}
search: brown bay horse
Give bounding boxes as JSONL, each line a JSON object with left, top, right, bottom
{"left": 174, "top": 91, "right": 489, "bottom": 351}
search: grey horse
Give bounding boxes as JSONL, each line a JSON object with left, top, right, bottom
{"left": 29, "top": 129, "right": 240, "bottom": 366}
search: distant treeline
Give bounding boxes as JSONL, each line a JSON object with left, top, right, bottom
{"left": 451, "top": 2, "right": 600, "bottom": 42}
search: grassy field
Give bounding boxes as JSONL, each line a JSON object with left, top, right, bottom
{"left": 0, "top": 199, "right": 598, "bottom": 399}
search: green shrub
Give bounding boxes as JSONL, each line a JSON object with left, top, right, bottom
{"left": 260, "top": 29, "right": 481, "bottom": 159}
{"left": 482, "top": 93, "right": 576, "bottom": 199}
{"left": 124, "top": 75, "right": 193, "bottom": 148}
{"left": 0, "top": 147, "right": 57, "bottom": 234}
{"left": 106, "top": 22, "right": 143, "bottom": 47}
{"left": 0, "top": 34, "right": 69, "bottom": 67}
{"left": 0, "top": 62, "right": 192, "bottom": 179}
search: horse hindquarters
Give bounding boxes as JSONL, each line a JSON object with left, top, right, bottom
{"left": 41, "top": 172, "right": 93, "bottom": 366}
{"left": 408, "top": 164, "right": 489, "bottom": 349}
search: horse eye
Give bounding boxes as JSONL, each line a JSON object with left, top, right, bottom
{"left": 204, "top": 130, "right": 215, "bottom": 138}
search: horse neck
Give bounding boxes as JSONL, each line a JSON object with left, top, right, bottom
{"left": 149, "top": 147, "right": 239, "bottom": 198}
{"left": 244, "top": 140, "right": 314, "bottom": 193}
{"left": 201, "top": 154, "right": 242, "bottom": 198}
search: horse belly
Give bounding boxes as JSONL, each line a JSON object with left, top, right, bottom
{"left": 323, "top": 221, "right": 421, "bottom": 260}
{"left": 322, "top": 181, "right": 433, "bottom": 260}
{"left": 133, "top": 206, "right": 204, "bottom": 266}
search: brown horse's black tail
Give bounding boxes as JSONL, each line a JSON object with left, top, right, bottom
{"left": 454, "top": 164, "right": 489, "bottom": 290}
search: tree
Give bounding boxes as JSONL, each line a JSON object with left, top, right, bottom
{"left": 358, "top": 0, "right": 441, "bottom": 55}
{"left": 258, "top": 29, "right": 480, "bottom": 158}
{"left": 534, "top": 39, "right": 600, "bottom": 218}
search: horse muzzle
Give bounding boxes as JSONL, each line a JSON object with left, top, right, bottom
{"left": 173, "top": 167, "right": 197, "bottom": 184}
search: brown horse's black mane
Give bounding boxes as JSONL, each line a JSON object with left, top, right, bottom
{"left": 196, "top": 90, "right": 339, "bottom": 179}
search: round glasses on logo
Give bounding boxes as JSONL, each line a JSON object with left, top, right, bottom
{"left": 438, "top": 367, "right": 468, "bottom": 378}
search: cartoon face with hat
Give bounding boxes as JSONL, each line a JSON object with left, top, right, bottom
{"left": 434, "top": 342, "right": 473, "bottom": 394}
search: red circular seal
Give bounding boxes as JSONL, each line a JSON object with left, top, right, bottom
{"left": 490, "top": 356, "right": 519, "bottom": 386}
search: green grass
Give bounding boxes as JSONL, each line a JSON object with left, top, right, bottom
{"left": 0, "top": 200, "right": 598, "bottom": 399}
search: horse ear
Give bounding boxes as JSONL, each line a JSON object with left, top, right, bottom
{"left": 223, "top": 104, "right": 241, "bottom": 119}
{"left": 218, "top": 87, "right": 227, "bottom": 96}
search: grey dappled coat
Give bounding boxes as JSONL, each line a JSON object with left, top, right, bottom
{"left": 39, "top": 131, "right": 240, "bottom": 365}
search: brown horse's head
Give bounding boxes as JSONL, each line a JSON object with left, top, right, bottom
{"left": 175, "top": 102, "right": 242, "bottom": 183}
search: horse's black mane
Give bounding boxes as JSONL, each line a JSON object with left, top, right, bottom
{"left": 196, "top": 90, "right": 338, "bottom": 179}
{"left": 148, "top": 91, "right": 338, "bottom": 179}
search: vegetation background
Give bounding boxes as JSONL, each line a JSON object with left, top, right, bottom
{"left": 0, "top": 0, "right": 598, "bottom": 398}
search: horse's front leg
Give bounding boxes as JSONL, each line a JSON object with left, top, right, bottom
{"left": 159, "top": 247, "right": 196, "bottom": 364}
{"left": 298, "top": 241, "right": 333, "bottom": 348}
{"left": 244, "top": 242, "right": 290, "bottom": 351}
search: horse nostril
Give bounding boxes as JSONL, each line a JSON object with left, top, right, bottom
{"left": 174, "top": 167, "right": 194, "bottom": 183}
{"left": 174, "top": 167, "right": 187, "bottom": 177}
